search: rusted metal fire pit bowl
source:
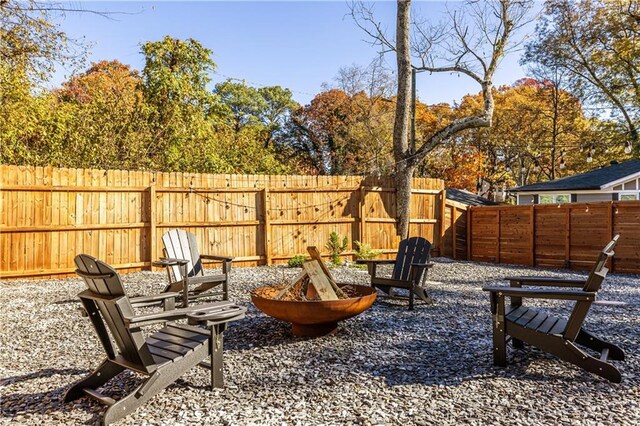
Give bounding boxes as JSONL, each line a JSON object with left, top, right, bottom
{"left": 251, "top": 284, "right": 377, "bottom": 337}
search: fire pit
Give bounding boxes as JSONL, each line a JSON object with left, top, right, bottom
{"left": 251, "top": 284, "right": 377, "bottom": 337}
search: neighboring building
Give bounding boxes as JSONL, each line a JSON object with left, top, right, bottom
{"left": 446, "top": 188, "right": 499, "bottom": 206}
{"left": 511, "top": 159, "right": 640, "bottom": 205}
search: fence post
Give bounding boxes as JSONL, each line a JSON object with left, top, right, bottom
{"left": 466, "top": 206, "right": 472, "bottom": 261}
{"left": 564, "top": 206, "right": 571, "bottom": 269}
{"left": 495, "top": 208, "right": 501, "bottom": 263}
{"left": 148, "top": 183, "right": 156, "bottom": 271}
{"left": 359, "top": 185, "right": 366, "bottom": 244}
{"left": 530, "top": 205, "right": 535, "bottom": 266}
{"left": 609, "top": 201, "right": 615, "bottom": 272}
{"left": 439, "top": 189, "right": 446, "bottom": 256}
{"left": 452, "top": 204, "right": 457, "bottom": 260}
{"left": 262, "top": 187, "right": 271, "bottom": 265}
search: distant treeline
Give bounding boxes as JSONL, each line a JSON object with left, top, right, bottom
{"left": 1, "top": 1, "right": 637, "bottom": 195}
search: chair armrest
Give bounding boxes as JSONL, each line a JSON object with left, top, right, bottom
{"left": 153, "top": 258, "right": 189, "bottom": 267}
{"left": 124, "top": 301, "right": 240, "bottom": 328}
{"left": 187, "top": 305, "right": 246, "bottom": 325}
{"left": 200, "top": 254, "right": 234, "bottom": 262}
{"left": 355, "top": 259, "right": 395, "bottom": 265}
{"left": 593, "top": 300, "right": 627, "bottom": 307}
{"left": 507, "top": 276, "right": 586, "bottom": 288}
{"left": 411, "top": 262, "right": 434, "bottom": 269}
{"left": 482, "top": 286, "right": 596, "bottom": 301}
{"left": 130, "top": 292, "right": 180, "bottom": 304}
{"left": 124, "top": 310, "right": 192, "bottom": 328}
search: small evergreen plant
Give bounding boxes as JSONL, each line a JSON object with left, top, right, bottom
{"left": 325, "top": 231, "right": 348, "bottom": 266}
{"left": 287, "top": 254, "right": 307, "bottom": 268}
{"left": 354, "top": 241, "right": 382, "bottom": 260}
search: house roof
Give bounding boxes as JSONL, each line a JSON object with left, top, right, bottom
{"left": 512, "top": 159, "right": 640, "bottom": 193}
{"left": 446, "top": 188, "right": 499, "bottom": 206}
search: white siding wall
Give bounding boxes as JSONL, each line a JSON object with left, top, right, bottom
{"left": 576, "top": 193, "right": 614, "bottom": 202}
{"left": 518, "top": 194, "right": 536, "bottom": 205}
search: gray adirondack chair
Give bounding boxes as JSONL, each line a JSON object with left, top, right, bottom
{"left": 65, "top": 254, "right": 246, "bottom": 425}
{"left": 161, "top": 229, "right": 233, "bottom": 306}
{"left": 483, "top": 235, "right": 625, "bottom": 382}
{"left": 358, "top": 237, "right": 433, "bottom": 310}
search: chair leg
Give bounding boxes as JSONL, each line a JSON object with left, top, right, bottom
{"left": 408, "top": 282, "right": 415, "bottom": 311}
{"left": 209, "top": 325, "right": 225, "bottom": 389}
{"left": 413, "top": 286, "right": 433, "bottom": 304}
{"left": 64, "top": 359, "right": 125, "bottom": 403}
{"left": 576, "top": 329, "right": 625, "bottom": 360}
{"left": 493, "top": 321, "right": 507, "bottom": 366}
{"left": 222, "top": 278, "right": 229, "bottom": 301}
{"left": 103, "top": 344, "right": 209, "bottom": 425}
{"left": 492, "top": 296, "right": 507, "bottom": 366}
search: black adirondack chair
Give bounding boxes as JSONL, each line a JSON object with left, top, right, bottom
{"left": 65, "top": 254, "right": 246, "bottom": 425}
{"left": 161, "top": 229, "right": 233, "bottom": 306}
{"left": 483, "top": 235, "right": 625, "bottom": 382}
{"left": 358, "top": 237, "right": 433, "bottom": 310}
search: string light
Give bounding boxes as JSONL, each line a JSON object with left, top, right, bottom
{"left": 533, "top": 160, "right": 540, "bottom": 172}
{"left": 589, "top": 145, "right": 595, "bottom": 155}
{"left": 560, "top": 149, "right": 566, "bottom": 157}
{"left": 586, "top": 152, "right": 593, "bottom": 163}
{"left": 559, "top": 158, "right": 566, "bottom": 169}
{"left": 624, "top": 141, "right": 633, "bottom": 154}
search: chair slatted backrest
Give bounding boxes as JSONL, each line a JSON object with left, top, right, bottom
{"left": 162, "top": 229, "right": 204, "bottom": 282}
{"left": 583, "top": 234, "right": 618, "bottom": 293}
{"left": 392, "top": 237, "right": 432, "bottom": 282}
{"left": 564, "top": 235, "right": 618, "bottom": 340}
{"left": 75, "top": 254, "right": 156, "bottom": 369}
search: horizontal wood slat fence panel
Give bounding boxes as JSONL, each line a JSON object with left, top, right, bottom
{"left": 0, "top": 165, "right": 445, "bottom": 279}
{"left": 468, "top": 202, "right": 640, "bottom": 274}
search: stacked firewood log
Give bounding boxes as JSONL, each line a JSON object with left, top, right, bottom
{"left": 274, "top": 247, "right": 351, "bottom": 301}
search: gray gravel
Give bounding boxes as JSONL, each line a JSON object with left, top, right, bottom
{"left": 1, "top": 260, "right": 639, "bottom": 425}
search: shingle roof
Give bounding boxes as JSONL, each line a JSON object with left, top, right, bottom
{"left": 512, "top": 159, "right": 640, "bottom": 192}
{"left": 446, "top": 188, "right": 499, "bottom": 206}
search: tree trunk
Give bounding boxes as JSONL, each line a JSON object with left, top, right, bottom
{"left": 395, "top": 163, "right": 415, "bottom": 239}
{"left": 393, "top": 0, "right": 412, "bottom": 237}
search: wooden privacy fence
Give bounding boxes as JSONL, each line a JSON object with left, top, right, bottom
{"left": 468, "top": 201, "right": 640, "bottom": 274}
{"left": 0, "top": 165, "right": 446, "bottom": 279}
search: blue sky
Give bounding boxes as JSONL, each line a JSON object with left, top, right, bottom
{"left": 53, "top": 1, "right": 540, "bottom": 105}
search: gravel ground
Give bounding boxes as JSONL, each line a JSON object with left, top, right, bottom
{"left": 1, "top": 260, "right": 639, "bottom": 425}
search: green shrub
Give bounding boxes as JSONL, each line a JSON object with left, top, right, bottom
{"left": 326, "top": 231, "right": 348, "bottom": 266}
{"left": 287, "top": 254, "right": 307, "bottom": 268}
{"left": 348, "top": 263, "right": 368, "bottom": 270}
{"left": 354, "top": 241, "right": 382, "bottom": 260}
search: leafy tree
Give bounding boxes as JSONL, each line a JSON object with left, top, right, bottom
{"left": 0, "top": 0, "right": 88, "bottom": 166}
{"left": 53, "top": 60, "right": 152, "bottom": 169}
{"left": 141, "top": 36, "right": 218, "bottom": 170}
{"left": 524, "top": 0, "right": 640, "bottom": 154}
{"left": 257, "top": 86, "right": 299, "bottom": 147}
{"left": 352, "top": 0, "right": 530, "bottom": 237}
{"left": 214, "top": 81, "right": 298, "bottom": 148}
{"left": 283, "top": 89, "right": 394, "bottom": 175}
{"left": 431, "top": 79, "right": 613, "bottom": 198}
{"left": 0, "top": 0, "right": 87, "bottom": 82}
